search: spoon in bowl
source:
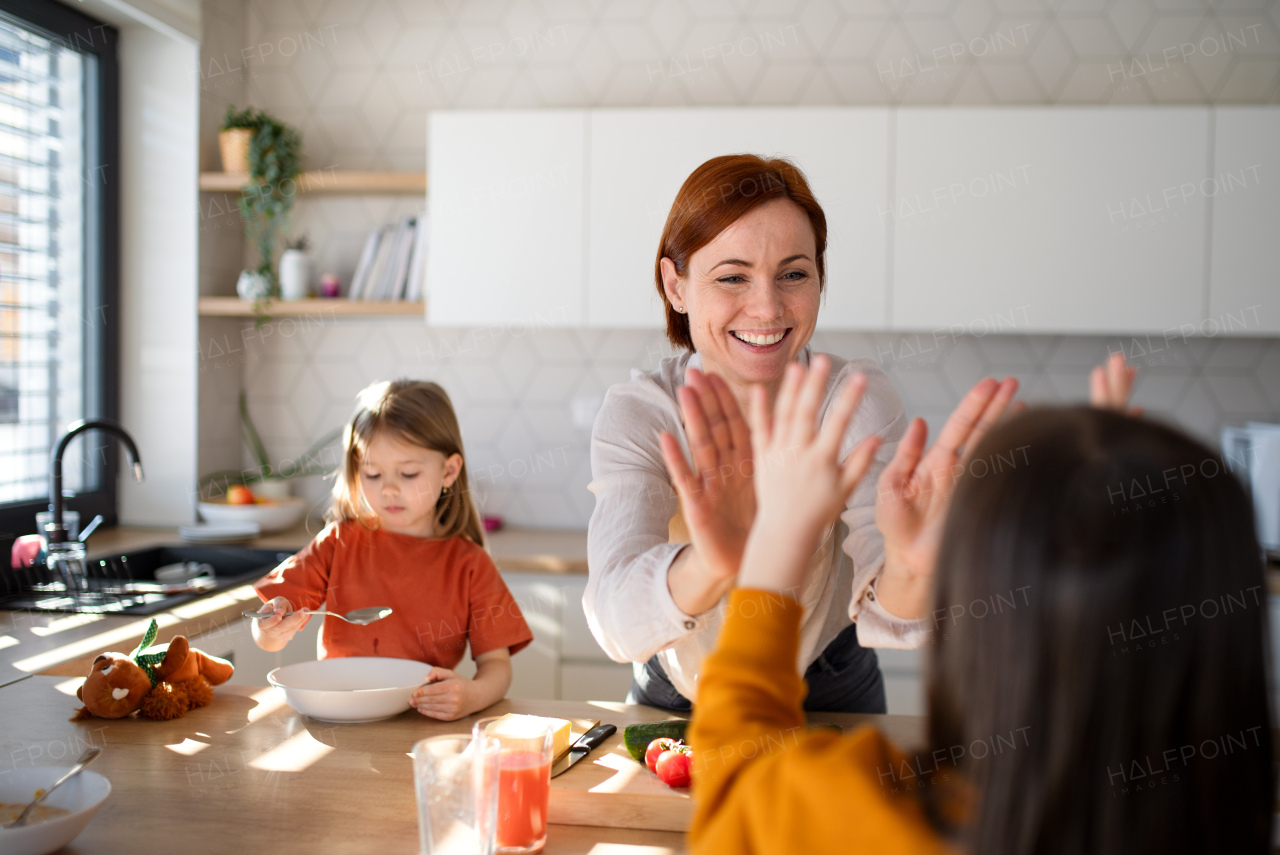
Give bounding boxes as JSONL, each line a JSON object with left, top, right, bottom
{"left": 241, "top": 607, "right": 393, "bottom": 626}
{"left": 5, "top": 746, "right": 102, "bottom": 828}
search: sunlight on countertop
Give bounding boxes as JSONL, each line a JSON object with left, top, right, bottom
{"left": 12, "top": 613, "right": 182, "bottom": 673}
{"left": 249, "top": 728, "right": 335, "bottom": 772}
{"left": 29, "top": 613, "right": 105, "bottom": 637}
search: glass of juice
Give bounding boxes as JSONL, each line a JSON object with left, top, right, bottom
{"left": 413, "top": 733, "right": 500, "bottom": 855}
{"left": 472, "top": 717, "right": 555, "bottom": 854}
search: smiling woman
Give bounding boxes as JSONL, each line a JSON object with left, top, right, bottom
{"left": 583, "top": 155, "right": 919, "bottom": 714}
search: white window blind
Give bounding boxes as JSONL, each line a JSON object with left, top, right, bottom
{"left": 0, "top": 15, "right": 87, "bottom": 503}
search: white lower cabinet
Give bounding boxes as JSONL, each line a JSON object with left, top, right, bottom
{"left": 457, "top": 573, "right": 633, "bottom": 702}
{"left": 189, "top": 613, "right": 321, "bottom": 687}
{"left": 876, "top": 648, "right": 924, "bottom": 716}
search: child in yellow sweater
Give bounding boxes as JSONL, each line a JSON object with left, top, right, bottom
{"left": 667, "top": 356, "right": 1272, "bottom": 855}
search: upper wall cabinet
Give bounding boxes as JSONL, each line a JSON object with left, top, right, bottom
{"left": 892, "top": 108, "right": 1211, "bottom": 334}
{"left": 426, "top": 110, "right": 586, "bottom": 327}
{"left": 1209, "top": 108, "right": 1280, "bottom": 335}
{"left": 587, "top": 109, "right": 890, "bottom": 330}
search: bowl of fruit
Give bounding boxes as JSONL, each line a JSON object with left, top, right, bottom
{"left": 198, "top": 484, "right": 308, "bottom": 533}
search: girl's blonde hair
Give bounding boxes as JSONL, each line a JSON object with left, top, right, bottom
{"left": 327, "top": 379, "right": 484, "bottom": 546}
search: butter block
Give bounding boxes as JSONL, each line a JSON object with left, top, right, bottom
{"left": 485, "top": 713, "right": 572, "bottom": 758}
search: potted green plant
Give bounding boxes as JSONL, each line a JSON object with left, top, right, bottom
{"left": 218, "top": 105, "right": 258, "bottom": 174}
{"left": 197, "top": 391, "right": 340, "bottom": 500}
{"left": 239, "top": 110, "right": 302, "bottom": 305}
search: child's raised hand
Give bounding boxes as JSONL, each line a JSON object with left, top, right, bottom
{"left": 411, "top": 667, "right": 474, "bottom": 721}
{"left": 737, "top": 357, "right": 882, "bottom": 593}
{"left": 251, "top": 596, "right": 309, "bottom": 652}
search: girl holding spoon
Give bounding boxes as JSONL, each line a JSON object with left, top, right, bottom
{"left": 251, "top": 380, "right": 533, "bottom": 721}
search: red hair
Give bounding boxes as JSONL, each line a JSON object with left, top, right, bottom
{"left": 654, "top": 154, "right": 827, "bottom": 351}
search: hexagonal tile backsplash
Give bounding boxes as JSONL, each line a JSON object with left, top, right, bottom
{"left": 201, "top": 0, "right": 1280, "bottom": 528}
{"left": 230, "top": 319, "right": 1280, "bottom": 528}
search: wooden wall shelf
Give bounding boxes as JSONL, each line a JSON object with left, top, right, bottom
{"left": 199, "top": 171, "right": 427, "bottom": 194}
{"left": 198, "top": 297, "right": 424, "bottom": 317}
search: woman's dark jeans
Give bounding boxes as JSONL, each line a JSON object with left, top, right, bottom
{"left": 625, "top": 620, "right": 886, "bottom": 713}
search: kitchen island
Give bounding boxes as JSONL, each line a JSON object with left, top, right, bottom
{"left": 0, "top": 673, "right": 925, "bottom": 854}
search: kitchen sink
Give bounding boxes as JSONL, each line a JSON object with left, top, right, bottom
{"left": 0, "top": 545, "right": 289, "bottom": 615}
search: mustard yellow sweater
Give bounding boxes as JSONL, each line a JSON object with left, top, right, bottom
{"left": 689, "top": 589, "right": 958, "bottom": 855}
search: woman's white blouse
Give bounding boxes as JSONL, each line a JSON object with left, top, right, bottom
{"left": 584, "top": 348, "right": 926, "bottom": 699}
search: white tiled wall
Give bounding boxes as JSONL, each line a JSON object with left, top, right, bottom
{"left": 223, "top": 321, "right": 1280, "bottom": 527}
{"left": 198, "top": 0, "right": 1280, "bottom": 527}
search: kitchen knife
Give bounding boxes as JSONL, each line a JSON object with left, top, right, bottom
{"left": 550, "top": 724, "right": 617, "bottom": 778}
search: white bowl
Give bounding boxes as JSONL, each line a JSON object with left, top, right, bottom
{"left": 268, "top": 657, "right": 432, "bottom": 722}
{"left": 198, "top": 496, "right": 307, "bottom": 533}
{"left": 0, "top": 767, "right": 111, "bottom": 855}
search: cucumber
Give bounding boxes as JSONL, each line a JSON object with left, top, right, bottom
{"left": 623, "top": 719, "right": 689, "bottom": 763}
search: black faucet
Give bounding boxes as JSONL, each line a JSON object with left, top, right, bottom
{"left": 47, "top": 419, "right": 144, "bottom": 544}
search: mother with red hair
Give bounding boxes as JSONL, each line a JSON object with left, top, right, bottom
{"left": 583, "top": 155, "right": 1017, "bottom": 712}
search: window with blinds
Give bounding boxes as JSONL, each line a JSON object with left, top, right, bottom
{"left": 0, "top": 2, "right": 115, "bottom": 534}
{"left": 0, "top": 16, "right": 86, "bottom": 503}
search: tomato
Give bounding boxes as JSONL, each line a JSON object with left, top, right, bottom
{"left": 655, "top": 747, "right": 692, "bottom": 788}
{"left": 225, "top": 485, "right": 256, "bottom": 505}
{"left": 645, "top": 738, "right": 679, "bottom": 773}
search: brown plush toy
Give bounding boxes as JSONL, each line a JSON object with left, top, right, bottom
{"left": 73, "top": 619, "right": 234, "bottom": 721}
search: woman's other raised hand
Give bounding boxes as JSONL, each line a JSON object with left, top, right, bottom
{"left": 872, "top": 376, "right": 1020, "bottom": 620}
{"left": 1091, "top": 351, "right": 1142, "bottom": 415}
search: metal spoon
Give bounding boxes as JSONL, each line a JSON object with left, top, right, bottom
{"left": 241, "top": 606, "right": 393, "bottom": 626}
{"left": 6, "top": 746, "right": 102, "bottom": 828}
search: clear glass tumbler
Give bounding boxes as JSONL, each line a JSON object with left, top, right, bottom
{"left": 472, "top": 717, "right": 555, "bottom": 854}
{"left": 413, "top": 733, "right": 500, "bottom": 855}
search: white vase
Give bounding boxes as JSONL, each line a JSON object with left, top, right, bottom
{"left": 279, "top": 249, "right": 311, "bottom": 300}
{"left": 236, "top": 269, "right": 272, "bottom": 300}
{"left": 254, "top": 478, "right": 292, "bottom": 500}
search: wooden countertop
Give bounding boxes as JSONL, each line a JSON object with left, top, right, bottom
{"left": 82, "top": 523, "right": 589, "bottom": 575}
{"left": 0, "top": 525, "right": 588, "bottom": 689}
{"left": 0, "top": 675, "right": 706, "bottom": 854}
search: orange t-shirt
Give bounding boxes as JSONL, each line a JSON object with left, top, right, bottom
{"left": 254, "top": 520, "right": 533, "bottom": 667}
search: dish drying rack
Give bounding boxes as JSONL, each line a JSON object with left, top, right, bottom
{"left": 2, "top": 556, "right": 216, "bottom": 614}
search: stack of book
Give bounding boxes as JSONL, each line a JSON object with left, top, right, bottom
{"left": 347, "top": 213, "right": 428, "bottom": 301}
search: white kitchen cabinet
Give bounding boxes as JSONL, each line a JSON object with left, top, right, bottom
{"left": 877, "top": 648, "right": 924, "bottom": 716}
{"left": 189, "top": 614, "right": 321, "bottom": 687}
{"left": 892, "top": 108, "right": 1210, "bottom": 334}
{"left": 560, "top": 662, "right": 634, "bottom": 703}
{"left": 1208, "top": 108, "right": 1280, "bottom": 334}
{"left": 426, "top": 110, "right": 586, "bottom": 327}
{"left": 501, "top": 574, "right": 563, "bottom": 700}
{"left": 587, "top": 108, "right": 891, "bottom": 330}
{"left": 458, "top": 572, "right": 628, "bottom": 702}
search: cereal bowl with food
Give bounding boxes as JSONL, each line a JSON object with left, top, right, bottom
{"left": 0, "top": 766, "right": 111, "bottom": 855}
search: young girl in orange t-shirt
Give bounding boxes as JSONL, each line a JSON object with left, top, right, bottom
{"left": 252, "top": 379, "right": 533, "bottom": 721}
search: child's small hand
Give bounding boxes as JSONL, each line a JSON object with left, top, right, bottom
{"left": 251, "top": 596, "right": 309, "bottom": 651}
{"left": 411, "top": 667, "right": 474, "bottom": 721}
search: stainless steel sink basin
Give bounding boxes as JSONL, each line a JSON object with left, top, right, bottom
{"left": 1, "top": 545, "right": 288, "bottom": 615}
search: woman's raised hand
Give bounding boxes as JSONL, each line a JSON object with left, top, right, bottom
{"left": 659, "top": 368, "right": 757, "bottom": 589}
{"left": 736, "top": 357, "right": 882, "bottom": 593}
{"left": 1091, "top": 351, "right": 1142, "bottom": 415}
{"left": 873, "top": 376, "right": 1019, "bottom": 620}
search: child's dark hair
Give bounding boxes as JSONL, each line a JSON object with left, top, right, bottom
{"left": 923, "top": 407, "right": 1272, "bottom": 854}
{"left": 328, "top": 379, "right": 484, "bottom": 546}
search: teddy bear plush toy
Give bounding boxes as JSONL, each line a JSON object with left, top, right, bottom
{"left": 73, "top": 619, "right": 234, "bottom": 721}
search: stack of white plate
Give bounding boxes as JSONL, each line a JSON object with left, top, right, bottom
{"left": 178, "top": 522, "right": 261, "bottom": 544}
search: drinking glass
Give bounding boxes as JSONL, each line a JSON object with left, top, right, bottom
{"left": 472, "top": 717, "right": 555, "bottom": 854}
{"left": 413, "top": 733, "right": 500, "bottom": 855}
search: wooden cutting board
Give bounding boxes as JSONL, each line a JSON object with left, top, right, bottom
{"left": 549, "top": 720, "right": 693, "bottom": 833}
